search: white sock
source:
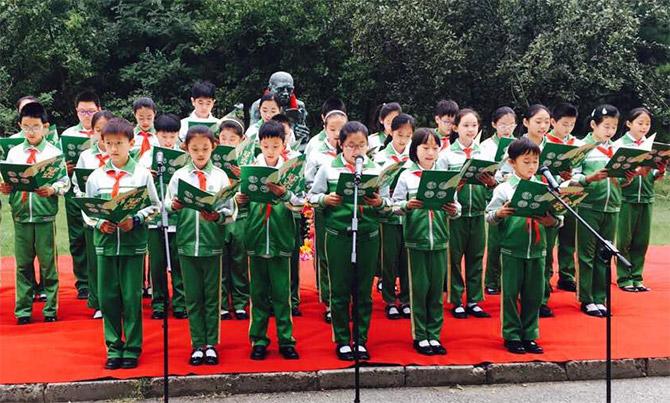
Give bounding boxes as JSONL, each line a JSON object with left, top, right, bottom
{"left": 428, "top": 340, "right": 441, "bottom": 347}
{"left": 356, "top": 344, "right": 367, "bottom": 352}
{"left": 596, "top": 304, "right": 607, "bottom": 311}
{"left": 191, "top": 349, "right": 204, "bottom": 358}
{"left": 205, "top": 347, "right": 217, "bottom": 357}
{"left": 586, "top": 303, "right": 599, "bottom": 312}
{"left": 418, "top": 340, "right": 430, "bottom": 348}
{"left": 339, "top": 345, "right": 352, "bottom": 353}
{"left": 454, "top": 306, "right": 465, "bottom": 313}
{"left": 402, "top": 306, "right": 410, "bottom": 314}
{"left": 388, "top": 306, "right": 399, "bottom": 314}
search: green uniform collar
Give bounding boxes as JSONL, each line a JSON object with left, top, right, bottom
{"left": 622, "top": 132, "right": 645, "bottom": 145}
{"left": 332, "top": 154, "right": 376, "bottom": 169}
{"left": 104, "top": 156, "right": 138, "bottom": 174}
{"left": 22, "top": 137, "right": 47, "bottom": 152}
{"left": 188, "top": 159, "right": 214, "bottom": 174}
{"left": 451, "top": 138, "right": 480, "bottom": 153}
{"left": 583, "top": 132, "right": 612, "bottom": 146}
{"left": 134, "top": 126, "right": 156, "bottom": 134}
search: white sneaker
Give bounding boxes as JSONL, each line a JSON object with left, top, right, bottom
{"left": 93, "top": 310, "right": 102, "bottom": 319}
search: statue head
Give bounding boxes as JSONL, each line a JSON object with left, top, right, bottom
{"left": 268, "top": 71, "right": 294, "bottom": 107}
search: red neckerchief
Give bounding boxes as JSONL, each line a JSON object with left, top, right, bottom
{"left": 597, "top": 144, "right": 613, "bottom": 158}
{"left": 95, "top": 154, "right": 110, "bottom": 167}
{"left": 137, "top": 131, "right": 152, "bottom": 157}
{"left": 106, "top": 170, "right": 127, "bottom": 198}
{"left": 547, "top": 134, "right": 574, "bottom": 145}
{"left": 21, "top": 149, "right": 38, "bottom": 202}
{"left": 526, "top": 217, "right": 541, "bottom": 244}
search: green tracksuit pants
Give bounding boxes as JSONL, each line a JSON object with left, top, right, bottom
{"left": 501, "top": 254, "right": 544, "bottom": 341}
{"left": 180, "top": 255, "right": 222, "bottom": 347}
{"left": 447, "top": 215, "right": 485, "bottom": 305}
{"left": 290, "top": 215, "right": 302, "bottom": 308}
{"left": 616, "top": 202, "right": 652, "bottom": 288}
{"left": 407, "top": 248, "right": 447, "bottom": 342}
{"left": 248, "top": 255, "right": 295, "bottom": 347}
{"left": 325, "top": 232, "right": 379, "bottom": 345}
{"left": 557, "top": 214, "right": 577, "bottom": 282}
{"left": 65, "top": 196, "right": 88, "bottom": 292}
{"left": 221, "top": 221, "right": 249, "bottom": 312}
{"left": 542, "top": 227, "right": 559, "bottom": 305}
{"left": 485, "top": 223, "right": 501, "bottom": 290}
{"left": 13, "top": 221, "right": 59, "bottom": 318}
{"left": 84, "top": 227, "right": 99, "bottom": 310}
{"left": 380, "top": 223, "right": 409, "bottom": 305}
{"left": 98, "top": 255, "right": 144, "bottom": 359}
{"left": 314, "top": 211, "right": 330, "bottom": 307}
{"left": 576, "top": 209, "right": 617, "bottom": 305}
{"left": 148, "top": 229, "right": 185, "bottom": 314}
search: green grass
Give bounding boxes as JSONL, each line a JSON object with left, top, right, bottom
{"left": 2, "top": 181, "right": 670, "bottom": 256}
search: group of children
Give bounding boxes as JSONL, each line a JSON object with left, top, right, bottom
{"left": 1, "top": 80, "right": 664, "bottom": 369}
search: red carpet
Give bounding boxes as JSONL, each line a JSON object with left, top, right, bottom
{"left": 1, "top": 248, "right": 669, "bottom": 384}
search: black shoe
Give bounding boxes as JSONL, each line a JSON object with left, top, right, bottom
{"left": 620, "top": 285, "right": 638, "bottom": 292}
{"left": 221, "top": 310, "right": 232, "bottom": 320}
{"left": 581, "top": 303, "right": 603, "bottom": 317}
{"left": 44, "top": 316, "right": 57, "bottom": 322}
{"left": 354, "top": 344, "right": 370, "bottom": 361}
{"left": 522, "top": 340, "right": 544, "bottom": 354}
{"left": 596, "top": 304, "right": 610, "bottom": 317}
{"left": 204, "top": 346, "right": 219, "bottom": 365}
{"left": 336, "top": 344, "right": 354, "bottom": 361}
{"left": 466, "top": 304, "right": 490, "bottom": 318}
{"left": 485, "top": 287, "right": 500, "bottom": 295}
{"left": 413, "top": 340, "right": 434, "bottom": 355}
{"left": 430, "top": 341, "right": 447, "bottom": 355}
{"left": 504, "top": 340, "right": 526, "bottom": 354}
{"left": 376, "top": 280, "right": 382, "bottom": 293}
{"left": 539, "top": 305, "right": 554, "bottom": 318}
{"left": 291, "top": 307, "right": 302, "bottom": 317}
{"left": 279, "top": 346, "right": 300, "bottom": 360}
{"left": 400, "top": 304, "right": 411, "bottom": 319}
{"left": 385, "top": 304, "right": 401, "bottom": 320}
{"left": 635, "top": 284, "right": 651, "bottom": 292}
{"left": 557, "top": 279, "right": 577, "bottom": 292}
{"left": 173, "top": 311, "right": 188, "bottom": 319}
{"left": 104, "top": 358, "right": 122, "bottom": 370}
{"left": 142, "top": 288, "right": 151, "bottom": 298}
{"left": 324, "top": 310, "right": 332, "bottom": 324}
{"left": 235, "top": 310, "right": 249, "bottom": 320}
{"left": 17, "top": 317, "right": 31, "bottom": 325}
{"left": 121, "top": 358, "right": 138, "bottom": 369}
{"left": 451, "top": 305, "right": 468, "bottom": 319}
{"left": 189, "top": 348, "right": 204, "bottom": 366}
{"left": 250, "top": 345, "right": 268, "bottom": 360}
{"left": 76, "top": 288, "right": 89, "bottom": 300}
{"left": 37, "top": 293, "right": 47, "bottom": 302}
{"left": 151, "top": 311, "right": 166, "bottom": 320}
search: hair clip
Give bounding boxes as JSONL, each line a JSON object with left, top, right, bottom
{"left": 602, "top": 107, "right": 608, "bottom": 115}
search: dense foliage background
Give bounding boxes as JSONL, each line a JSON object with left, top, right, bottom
{"left": 1, "top": 0, "right": 669, "bottom": 139}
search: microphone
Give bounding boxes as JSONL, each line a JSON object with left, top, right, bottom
{"left": 539, "top": 166, "right": 560, "bottom": 191}
{"left": 354, "top": 155, "right": 364, "bottom": 181}
{"left": 155, "top": 151, "right": 165, "bottom": 166}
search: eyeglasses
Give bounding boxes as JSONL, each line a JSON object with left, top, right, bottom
{"left": 440, "top": 119, "right": 454, "bottom": 127}
{"left": 20, "top": 125, "right": 44, "bottom": 133}
{"left": 343, "top": 144, "right": 368, "bottom": 151}
{"left": 77, "top": 109, "right": 98, "bottom": 116}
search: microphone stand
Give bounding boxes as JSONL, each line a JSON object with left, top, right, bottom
{"left": 543, "top": 180, "right": 631, "bottom": 403}
{"left": 350, "top": 160, "right": 362, "bottom": 403}
{"left": 156, "top": 154, "right": 171, "bottom": 403}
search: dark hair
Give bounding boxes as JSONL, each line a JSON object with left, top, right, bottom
{"left": 191, "top": 81, "right": 216, "bottom": 99}
{"left": 259, "top": 93, "right": 281, "bottom": 109}
{"left": 435, "top": 99, "right": 459, "bottom": 118}
{"left": 101, "top": 117, "right": 134, "bottom": 141}
{"left": 551, "top": 103, "right": 578, "bottom": 120}
{"left": 492, "top": 106, "right": 516, "bottom": 124}
{"left": 379, "top": 102, "right": 402, "bottom": 122}
{"left": 219, "top": 121, "right": 244, "bottom": 137}
{"left": 132, "top": 97, "right": 157, "bottom": 113}
{"left": 590, "top": 104, "right": 620, "bottom": 126}
{"left": 271, "top": 113, "right": 291, "bottom": 126}
{"left": 19, "top": 102, "right": 48, "bottom": 123}
{"left": 525, "top": 104, "right": 551, "bottom": 120}
{"left": 627, "top": 107, "right": 652, "bottom": 123}
{"left": 16, "top": 95, "right": 38, "bottom": 112}
{"left": 382, "top": 113, "right": 415, "bottom": 148}
{"left": 409, "top": 128, "right": 441, "bottom": 163}
{"left": 154, "top": 113, "right": 181, "bottom": 132}
{"left": 337, "top": 121, "right": 368, "bottom": 154}
{"left": 184, "top": 125, "right": 217, "bottom": 146}
{"left": 91, "top": 110, "right": 115, "bottom": 130}
{"left": 258, "top": 120, "right": 286, "bottom": 142}
{"left": 74, "top": 90, "right": 101, "bottom": 108}
{"left": 507, "top": 137, "right": 541, "bottom": 160}
{"left": 320, "top": 97, "right": 347, "bottom": 117}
